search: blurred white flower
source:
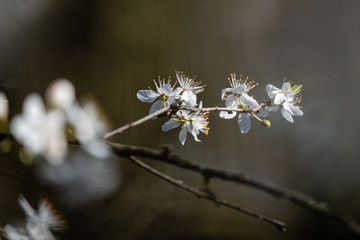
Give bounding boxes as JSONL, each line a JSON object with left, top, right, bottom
{"left": 137, "top": 77, "right": 177, "bottom": 114}
{"left": 68, "top": 99, "right": 110, "bottom": 159}
{"left": 0, "top": 91, "right": 9, "bottom": 120}
{"left": 4, "top": 195, "right": 65, "bottom": 240}
{"left": 162, "top": 102, "right": 209, "bottom": 145}
{"left": 266, "top": 82, "right": 303, "bottom": 123}
{"left": 45, "top": 78, "right": 75, "bottom": 111}
{"left": 36, "top": 151, "right": 120, "bottom": 207}
{"left": 175, "top": 71, "right": 205, "bottom": 107}
{"left": 10, "top": 94, "right": 67, "bottom": 165}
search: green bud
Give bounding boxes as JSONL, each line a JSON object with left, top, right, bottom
{"left": 238, "top": 103, "right": 247, "bottom": 110}
{"left": 262, "top": 119, "right": 271, "bottom": 128}
{"left": 160, "top": 93, "right": 169, "bottom": 102}
{"left": 292, "top": 84, "right": 303, "bottom": 93}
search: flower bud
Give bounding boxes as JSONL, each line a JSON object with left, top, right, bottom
{"left": 160, "top": 93, "right": 168, "bottom": 102}
{"left": 262, "top": 119, "right": 271, "bottom": 128}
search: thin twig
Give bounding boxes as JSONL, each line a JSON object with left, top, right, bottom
{"left": 127, "top": 155, "right": 287, "bottom": 232}
{"left": 103, "top": 103, "right": 268, "bottom": 139}
{"left": 104, "top": 107, "right": 170, "bottom": 139}
{"left": 179, "top": 103, "right": 266, "bottom": 113}
{"left": 109, "top": 142, "right": 360, "bottom": 235}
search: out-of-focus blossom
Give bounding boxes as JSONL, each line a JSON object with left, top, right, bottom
{"left": 137, "top": 78, "right": 177, "bottom": 114}
{"left": 10, "top": 94, "right": 67, "bottom": 165}
{"left": 0, "top": 92, "right": 9, "bottom": 121}
{"left": 174, "top": 71, "right": 205, "bottom": 107}
{"left": 68, "top": 99, "right": 110, "bottom": 159}
{"left": 45, "top": 78, "right": 75, "bottom": 111}
{"left": 4, "top": 195, "right": 66, "bottom": 240}
{"left": 37, "top": 151, "right": 120, "bottom": 207}
{"left": 266, "top": 82, "right": 303, "bottom": 123}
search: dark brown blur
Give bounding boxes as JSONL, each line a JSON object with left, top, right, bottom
{"left": 0, "top": 0, "right": 360, "bottom": 239}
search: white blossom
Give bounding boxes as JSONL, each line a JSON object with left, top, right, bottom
{"left": 137, "top": 77, "right": 177, "bottom": 114}
{"left": 4, "top": 195, "right": 65, "bottom": 240}
{"left": 45, "top": 78, "right": 75, "bottom": 111}
{"left": 10, "top": 94, "right": 67, "bottom": 165}
{"left": 266, "top": 81, "right": 303, "bottom": 123}
{"left": 162, "top": 102, "right": 209, "bottom": 145}
{"left": 220, "top": 74, "right": 267, "bottom": 133}
{"left": 174, "top": 71, "right": 205, "bottom": 107}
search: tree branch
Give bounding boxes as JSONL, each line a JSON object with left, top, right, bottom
{"left": 109, "top": 142, "right": 360, "bottom": 235}
{"left": 126, "top": 155, "right": 287, "bottom": 232}
{"left": 104, "top": 107, "right": 170, "bottom": 139}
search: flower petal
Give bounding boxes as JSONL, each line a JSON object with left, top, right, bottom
{"left": 281, "top": 107, "right": 294, "bottom": 123}
{"left": 149, "top": 99, "right": 165, "bottom": 115}
{"left": 179, "top": 126, "right": 187, "bottom": 145}
{"left": 162, "top": 119, "right": 180, "bottom": 132}
{"left": 221, "top": 88, "right": 233, "bottom": 100}
{"left": 265, "top": 84, "right": 280, "bottom": 98}
{"left": 136, "top": 90, "right": 159, "bottom": 103}
{"left": 219, "top": 110, "right": 237, "bottom": 119}
{"left": 274, "top": 93, "right": 286, "bottom": 105}
{"left": 238, "top": 113, "right": 251, "bottom": 134}
{"left": 157, "top": 84, "right": 172, "bottom": 95}
{"left": 289, "top": 104, "right": 303, "bottom": 116}
{"left": 240, "top": 94, "right": 258, "bottom": 109}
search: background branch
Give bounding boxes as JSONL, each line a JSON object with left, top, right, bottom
{"left": 126, "top": 155, "right": 287, "bottom": 232}
{"left": 109, "top": 142, "right": 360, "bottom": 235}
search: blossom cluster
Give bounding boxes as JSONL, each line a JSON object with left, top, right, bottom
{"left": 137, "top": 71, "right": 209, "bottom": 145}
{"left": 10, "top": 79, "right": 110, "bottom": 165}
{"left": 137, "top": 71, "right": 303, "bottom": 144}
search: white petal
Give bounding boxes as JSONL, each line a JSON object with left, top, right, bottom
{"left": 274, "top": 93, "right": 286, "bottom": 105}
{"left": 181, "top": 91, "right": 197, "bottom": 107}
{"left": 289, "top": 104, "right": 303, "bottom": 116}
{"left": 224, "top": 94, "right": 236, "bottom": 107}
{"left": 219, "top": 110, "right": 237, "bottom": 119}
{"left": 281, "top": 108, "right": 294, "bottom": 123}
{"left": 221, "top": 88, "right": 233, "bottom": 100}
{"left": 162, "top": 119, "right": 180, "bottom": 132}
{"left": 282, "top": 82, "right": 291, "bottom": 91}
{"left": 149, "top": 99, "right": 165, "bottom": 115}
{"left": 179, "top": 126, "right": 187, "bottom": 145}
{"left": 265, "top": 84, "right": 280, "bottom": 98}
{"left": 157, "top": 84, "right": 172, "bottom": 94}
{"left": 282, "top": 101, "right": 293, "bottom": 114}
{"left": 240, "top": 94, "right": 259, "bottom": 109}
{"left": 238, "top": 113, "right": 251, "bottom": 134}
{"left": 136, "top": 90, "right": 159, "bottom": 103}
{"left": 23, "top": 93, "right": 45, "bottom": 118}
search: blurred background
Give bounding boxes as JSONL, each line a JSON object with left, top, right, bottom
{"left": 0, "top": 0, "right": 360, "bottom": 239}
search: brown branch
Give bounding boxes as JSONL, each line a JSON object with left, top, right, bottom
{"left": 109, "top": 142, "right": 360, "bottom": 236}
{"left": 127, "top": 155, "right": 287, "bottom": 232}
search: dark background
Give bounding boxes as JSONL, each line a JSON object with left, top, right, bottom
{"left": 0, "top": 0, "right": 359, "bottom": 239}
